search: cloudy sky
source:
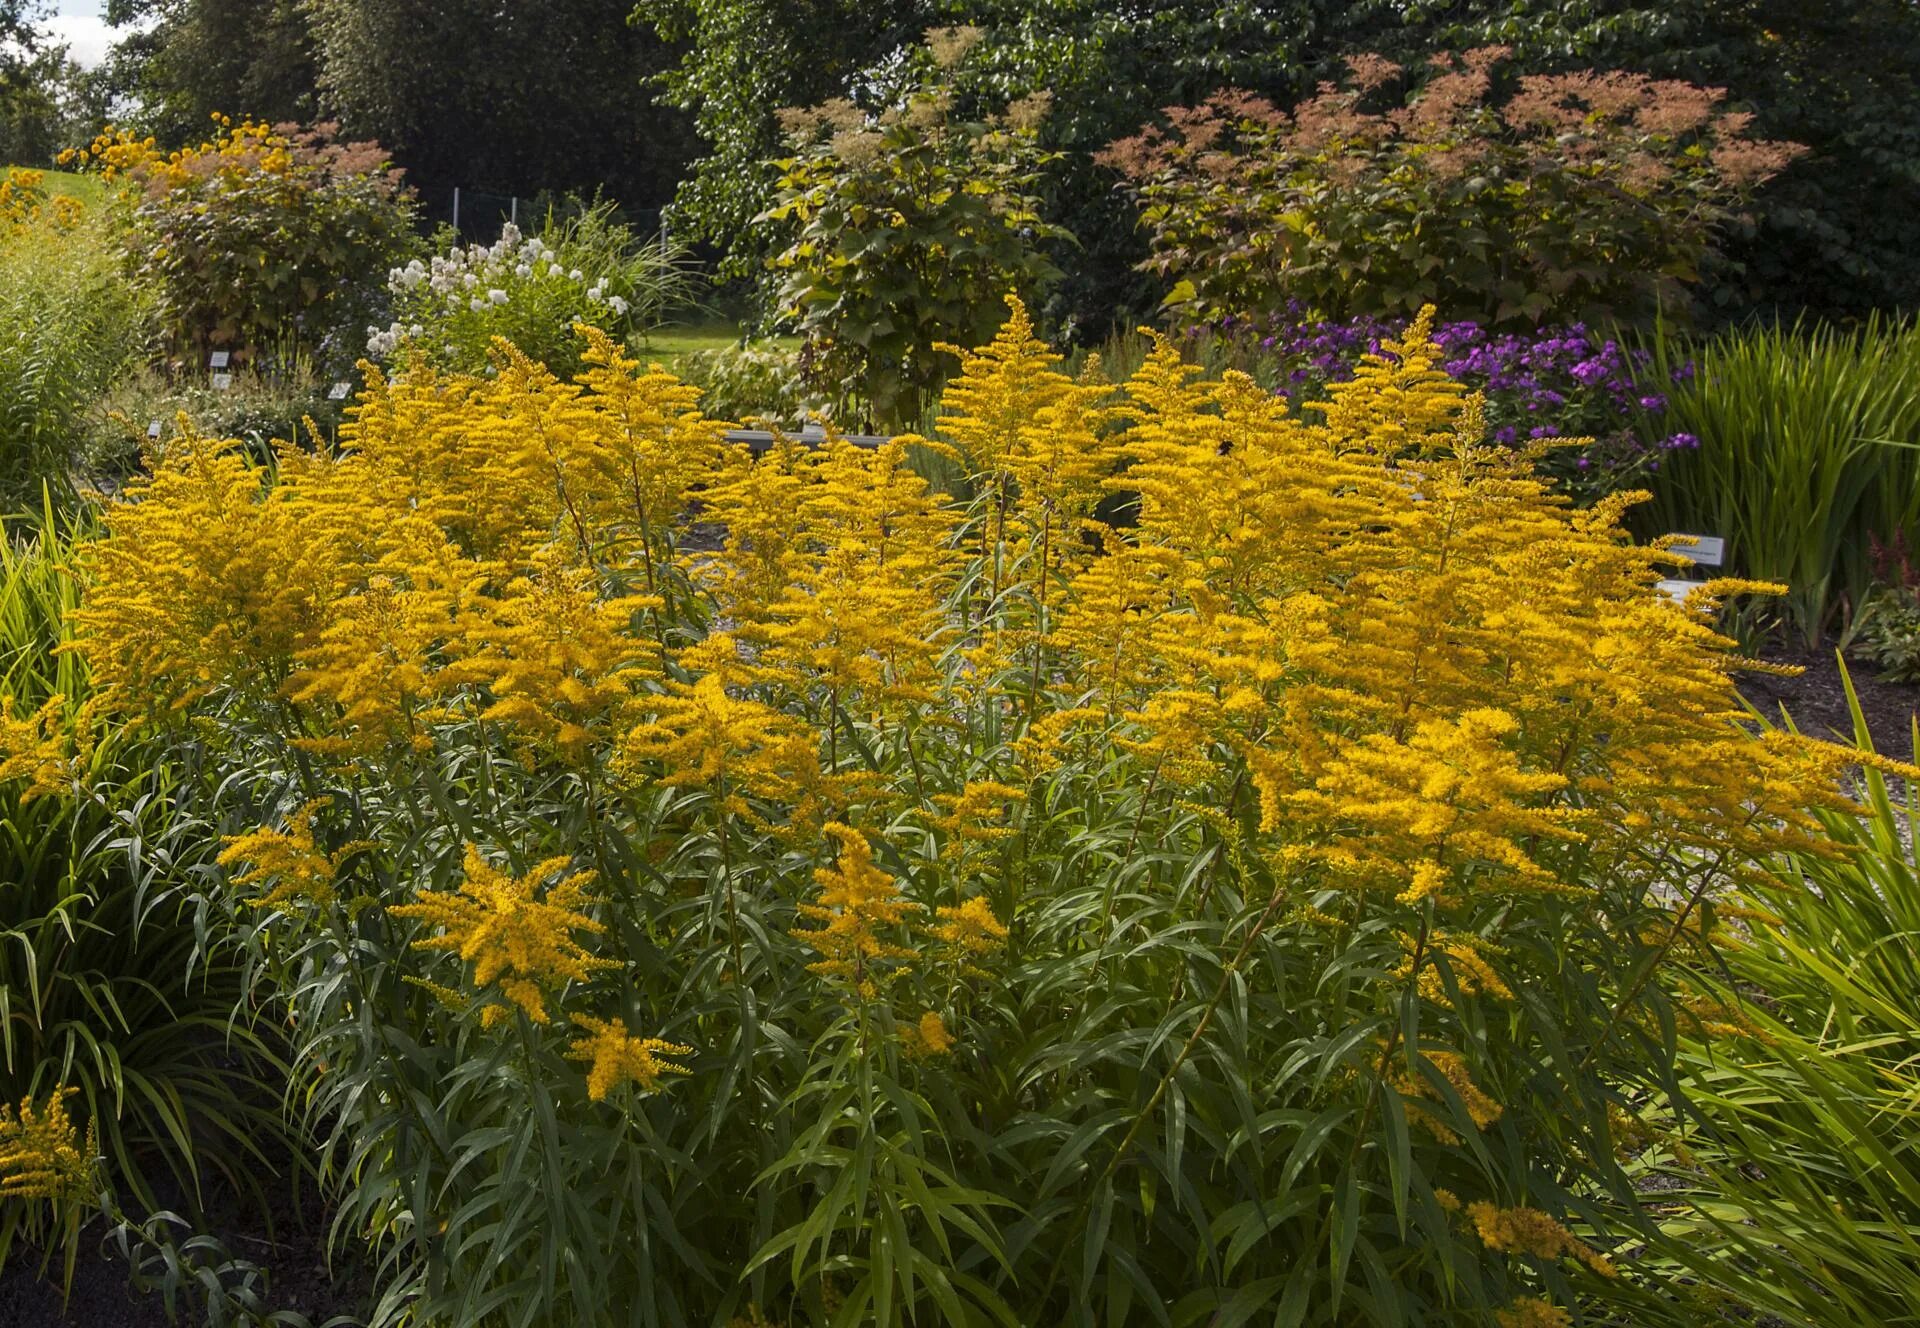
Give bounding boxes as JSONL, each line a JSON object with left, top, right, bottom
{"left": 39, "top": 1, "right": 116, "bottom": 69}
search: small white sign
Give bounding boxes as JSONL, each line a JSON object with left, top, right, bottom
{"left": 1670, "top": 534, "right": 1725, "bottom": 567}
{"left": 146, "top": 419, "right": 163, "bottom": 440}
{"left": 328, "top": 381, "right": 352, "bottom": 401}
{"left": 1657, "top": 579, "right": 1700, "bottom": 604}
{"left": 208, "top": 350, "right": 231, "bottom": 369}
{"left": 211, "top": 372, "right": 233, "bottom": 391}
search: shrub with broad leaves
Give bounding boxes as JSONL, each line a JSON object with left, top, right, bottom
{"left": 761, "top": 27, "right": 1068, "bottom": 431}
{"left": 65, "top": 115, "right": 419, "bottom": 367}
{"left": 1102, "top": 48, "right": 1804, "bottom": 328}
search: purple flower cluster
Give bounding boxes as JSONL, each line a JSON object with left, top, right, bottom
{"left": 1189, "top": 306, "right": 1698, "bottom": 503}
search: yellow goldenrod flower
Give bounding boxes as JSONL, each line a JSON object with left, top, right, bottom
{"left": 927, "top": 896, "right": 1009, "bottom": 957}
{"left": 390, "top": 846, "right": 613, "bottom": 1027}
{"left": 0, "top": 694, "right": 77, "bottom": 803}
{"left": 900, "top": 1010, "right": 956, "bottom": 1058}
{"left": 566, "top": 1015, "right": 692, "bottom": 1100}
{"left": 1467, "top": 1201, "right": 1617, "bottom": 1278}
{"left": 219, "top": 798, "right": 367, "bottom": 910}
{"left": 0, "top": 1088, "right": 94, "bottom": 1202}
{"left": 1495, "top": 1298, "right": 1571, "bottom": 1328}
{"left": 794, "top": 823, "right": 920, "bottom": 997}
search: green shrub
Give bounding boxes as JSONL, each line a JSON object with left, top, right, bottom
{"left": 1102, "top": 48, "right": 1803, "bottom": 327}
{"left": 0, "top": 192, "right": 159, "bottom": 509}
{"left": 1634, "top": 315, "right": 1920, "bottom": 645}
{"left": 372, "top": 204, "right": 698, "bottom": 380}
{"left": 83, "top": 357, "right": 350, "bottom": 484}
{"left": 67, "top": 116, "right": 419, "bottom": 368}
{"left": 675, "top": 337, "right": 815, "bottom": 427}
{"left": 762, "top": 28, "right": 1068, "bottom": 430}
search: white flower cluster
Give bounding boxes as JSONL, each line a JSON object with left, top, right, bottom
{"left": 368, "top": 221, "right": 633, "bottom": 358}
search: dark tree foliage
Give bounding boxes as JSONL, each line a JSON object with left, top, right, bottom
{"left": 636, "top": 0, "right": 928, "bottom": 264}
{"left": 644, "top": 0, "right": 1920, "bottom": 327}
{"left": 305, "top": 0, "right": 699, "bottom": 213}
{"left": 100, "top": 0, "right": 319, "bottom": 142}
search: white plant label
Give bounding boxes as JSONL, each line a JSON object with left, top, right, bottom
{"left": 208, "top": 350, "right": 231, "bottom": 369}
{"left": 212, "top": 372, "right": 233, "bottom": 391}
{"left": 1670, "top": 534, "right": 1725, "bottom": 567}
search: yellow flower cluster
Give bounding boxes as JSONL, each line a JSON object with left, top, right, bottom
{"left": 0, "top": 168, "right": 83, "bottom": 234}
{"left": 1495, "top": 1298, "right": 1571, "bottom": 1328}
{"left": 62, "top": 114, "right": 297, "bottom": 195}
{"left": 1466, "top": 1201, "right": 1617, "bottom": 1278}
{"left": 794, "top": 823, "right": 922, "bottom": 997}
{"left": 0, "top": 1088, "right": 93, "bottom": 1202}
{"left": 72, "top": 299, "right": 1865, "bottom": 1115}
{"left": 566, "top": 1017, "right": 693, "bottom": 1100}
{"left": 218, "top": 798, "right": 366, "bottom": 910}
{"left": 0, "top": 694, "right": 77, "bottom": 803}
{"left": 390, "top": 846, "right": 613, "bottom": 1027}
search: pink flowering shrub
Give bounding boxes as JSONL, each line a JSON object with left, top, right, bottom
{"left": 1102, "top": 48, "right": 1804, "bottom": 328}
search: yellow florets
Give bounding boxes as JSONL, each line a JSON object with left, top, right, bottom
{"left": 390, "top": 845, "right": 613, "bottom": 1027}
{"left": 794, "top": 823, "right": 921, "bottom": 997}
{"left": 0, "top": 1088, "right": 94, "bottom": 1202}
{"left": 218, "top": 798, "right": 366, "bottom": 910}
{"left": 566, "top": 1016, "right": 693, "bottom": 1100}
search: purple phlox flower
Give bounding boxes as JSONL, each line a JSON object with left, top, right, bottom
{"left": 1638, "top": 394, "right": 1667, "bottom": 411}
{"left": 1664, "top": 432, "right": 1700, "bottom": 450}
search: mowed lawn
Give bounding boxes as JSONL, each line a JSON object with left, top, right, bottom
{"left": 637, "top": 319, "right": 798, "bottom": 378}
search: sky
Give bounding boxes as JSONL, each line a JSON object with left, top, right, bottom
{"left": 39, "top": 1, "right": 116, "bottom": 69}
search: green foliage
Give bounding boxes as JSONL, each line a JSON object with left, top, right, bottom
{"left": 0, "top": 514, "right": 298, "bottom": 1291}
{"left": 634, "top": 0, "right": 926, "bottom": 265}
{"left": 374, "top": 205, "right": 697, "bottom": 379}
{"left": 0, "top": 205, "right": 158, "bottom": 509}
{"left": 762, "top": 41, "right": 1068, "bottom": 429}
{"left": 1104, "top": 48, "right": 1800, "bottom": 328}
{"left": 1652, "top": 685, "right": 1920, "bottom": 1326}
{"left": 304, "top": 0, "right": 696, "bottom": 206}
{"left": 1851, "top": 584, "right": 1920, "bottom": 684}
{"left": 1635, "top": 316, "right": 1920, "bottom": 646}
{"left": 98, "top": 0, "right": 319, "bottom": 144}
{"left": 83, "top": 357, "right": 351, "bottom": 481}
{"left": 77, "top": 116, "right": 420, "bottom": 369}
{"left": 675, "top": 337, "right": 816, "bottom": 427}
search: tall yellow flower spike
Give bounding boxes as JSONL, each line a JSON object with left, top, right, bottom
{"left": 566, "top": 1016, "right": 693, "bottom": 1100}
{"left": 0, "top": 1088, "right": 94, "bottom": 1202}
{"left": 390, "top": 846, "right": 613, "bottom": 1027}
{"left": 794, "top": 823, "right": 921, "bottom": 998}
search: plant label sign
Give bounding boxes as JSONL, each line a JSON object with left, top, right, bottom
{"left": 329, "top": 382, "right": 352, "bottom": 401}
{"left": 1670, "top": 534, "right": 1725, "bottom": 567}
{"left": 208, "top": 350, "right": 231, "bottom": 369}
{"left": 212, "top": 372, "right": 233, "bottom": 391}
{"left": 147, "top": 419, "right": 163, "bottom": 439}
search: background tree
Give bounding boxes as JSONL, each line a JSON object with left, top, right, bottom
{"left": 98, "top": 0, "right": 319, "bottom": 143}
{"left": 305, "top": 0, "right": 699, "bottom": 219}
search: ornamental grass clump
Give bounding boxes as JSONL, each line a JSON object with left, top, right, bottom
{"left": 61, "top": 301, "right": 1876, "bottom": 1327}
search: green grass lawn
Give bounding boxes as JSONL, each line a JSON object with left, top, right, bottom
{"left": 637, "top": 319, "right": 798, "bottom": 378}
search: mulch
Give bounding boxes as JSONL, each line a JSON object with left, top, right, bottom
{"left": 1739, "top": 642, "right": 1920, "bottom": 757}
